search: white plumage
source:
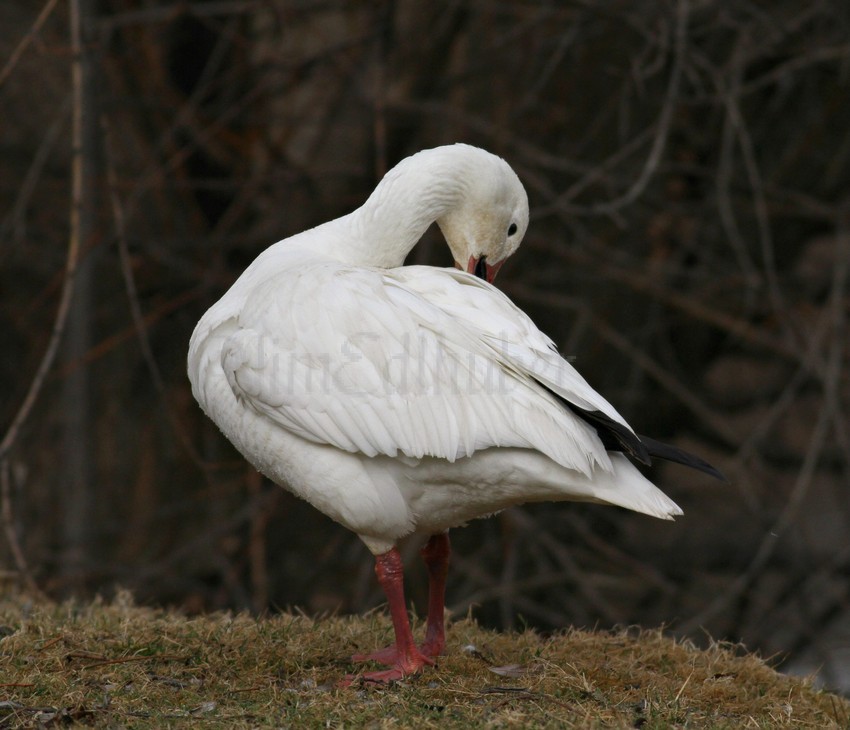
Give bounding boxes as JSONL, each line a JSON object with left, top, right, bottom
{"left": 188, "top": 144, "right": 716, "bottom": 683}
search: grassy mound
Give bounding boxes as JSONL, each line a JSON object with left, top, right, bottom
{"left": 1, "top": 594, "right": 846, "bottom": 728}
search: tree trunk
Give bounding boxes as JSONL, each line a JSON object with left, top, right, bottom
{"left": 61, "top": 0, "right": 99, "bottom": 589}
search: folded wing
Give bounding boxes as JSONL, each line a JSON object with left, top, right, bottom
{"left": 219, "top": 261, "right": 635, "bottom": 477}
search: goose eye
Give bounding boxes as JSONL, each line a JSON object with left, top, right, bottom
{"left": 507, "top": 223, "right": 518, "bottom": 236}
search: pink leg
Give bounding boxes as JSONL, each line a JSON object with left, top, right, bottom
{"left": 420, "top": 532, "right": 450, "bottom": 657}
{"left": 344, "top": 548, "right": 434, "bottom": 684}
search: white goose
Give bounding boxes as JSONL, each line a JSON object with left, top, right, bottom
{"left": 187, "top": 144, "right": 721, "bottom": 683}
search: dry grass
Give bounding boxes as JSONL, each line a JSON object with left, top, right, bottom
{"left": 0, "top": 593, "right": 847, "bottom": 729}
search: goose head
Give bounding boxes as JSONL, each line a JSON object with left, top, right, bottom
{"left": 436, "top": 149, "right": 529, "bottom": 284}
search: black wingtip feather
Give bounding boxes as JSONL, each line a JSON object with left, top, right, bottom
{"left": 637, "top": 434, "right": 727, "bottom": 482}
{"left": 535, "top": 379, "right": 726, "bottom": 481}
{"left": 570, "top": 407, "right": 652, "bottom": 465}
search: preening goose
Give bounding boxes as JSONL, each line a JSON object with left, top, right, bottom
{"left": 187, "top": 144, "right": 721, "bottom": 683}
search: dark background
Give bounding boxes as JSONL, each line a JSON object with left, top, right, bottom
{"left": 2, "top": 0, "right": 849, "bottom": 691}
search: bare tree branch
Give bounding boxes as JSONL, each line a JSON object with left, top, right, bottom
{"left": 0, "top": 460, "right": 46, "bottom": 599}
{"left": 0, "top": 0, "right": 61, "bottom": 89}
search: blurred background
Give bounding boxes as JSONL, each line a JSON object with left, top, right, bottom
{"left": 2, "top": 0, "right": 849, "bottom": 691}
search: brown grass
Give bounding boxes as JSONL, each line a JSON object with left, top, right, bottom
{"left": 0, "top": 593, "right": 847, "bottom": 728}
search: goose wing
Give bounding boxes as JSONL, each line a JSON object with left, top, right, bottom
{"left": 218, "top": 261, "right": 634, "bottom": 477}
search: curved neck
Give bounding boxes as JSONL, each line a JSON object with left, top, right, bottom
{"left": 302, "top": 148, "right": 471, "bottom": 269}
